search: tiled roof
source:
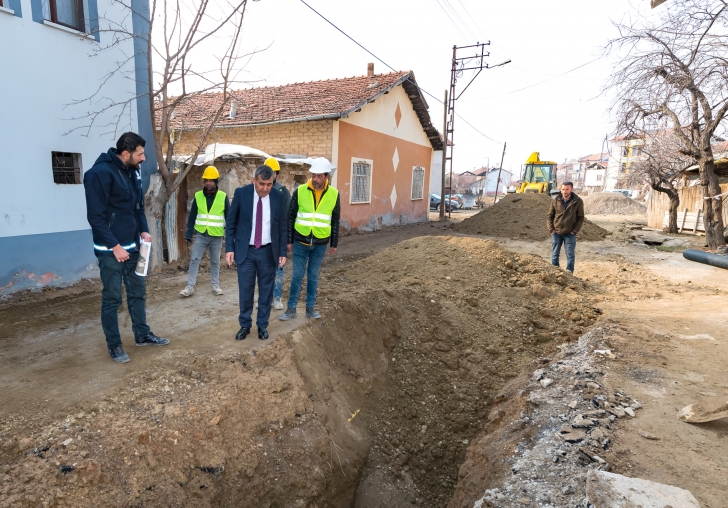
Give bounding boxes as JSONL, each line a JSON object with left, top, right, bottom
{"left": 160, "top": 71, "right": 443, "bottom": 150}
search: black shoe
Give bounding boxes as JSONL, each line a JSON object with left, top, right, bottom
{"left": 258, "top": 327, "right": 269, "bottom": 340}
{"left": 236, "top": 327, "right": 250, "bottom": 341}
{"left": 135, "top": 332, "right": 170, "bottom": 346}
{"left": 108, "top": 346, "right": 130, "bottom": 363}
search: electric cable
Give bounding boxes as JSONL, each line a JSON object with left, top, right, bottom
{"left": 298, "top": 0, "right": 503, "bottom": 145}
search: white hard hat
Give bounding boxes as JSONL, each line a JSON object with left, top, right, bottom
{"left": 308, "top": 157, "right": 334, "bottom": 174}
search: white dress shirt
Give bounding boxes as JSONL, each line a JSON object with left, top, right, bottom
{"left": 249, "top": 192, "right": 272, "bottom": 245}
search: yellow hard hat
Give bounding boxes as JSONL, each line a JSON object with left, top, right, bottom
{"left": 202, "top": 166, "right": 220, "bottom": 180}
{"left": 264, "top": 157, "right": 280, "bottom": 172}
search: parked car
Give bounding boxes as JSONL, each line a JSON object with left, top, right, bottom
{"left": 430, "top": 194, "right": 459, "bottom": 211}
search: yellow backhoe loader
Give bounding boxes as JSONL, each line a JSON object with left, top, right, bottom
{"left": 516, "top": 152, "right": 558, "bottom": 195}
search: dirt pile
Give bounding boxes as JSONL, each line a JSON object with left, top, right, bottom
{"left": 582, "top": 192, "right": 647, "bottom": 215}
{"left": 0, "top": 236, "right": 601, "bottom": 508}
{"left": 453, "top": 194, "right": 609, "bottom": 241}
{"left": 318, "top": 236, "right": 601, "bottom": 506}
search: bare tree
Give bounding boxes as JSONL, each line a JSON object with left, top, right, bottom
{"left": 606, "top": 0, "right": 728, "bottom": 249}
{"left": 70, "top": 0, "right": 254, "bottom": 269}
{"left": 626, "top": 130, "right": 689, "bottom": 233}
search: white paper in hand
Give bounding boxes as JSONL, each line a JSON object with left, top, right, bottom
{"left": 135, "top": 240, "right": 152, "bottom": 276}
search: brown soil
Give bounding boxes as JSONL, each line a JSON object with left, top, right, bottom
{"left": 452, "top": 193, "right": 609, "bottom": 241}
{"left": 582, "top": 192, "right": 647, "bottom": 215}
{"left": 2, "top": 213, "right": 728, "bottom": 507}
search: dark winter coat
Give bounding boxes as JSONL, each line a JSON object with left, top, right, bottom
{"left": 83, "top": 148, "right": 149, "bottom": 255}
{"left": 547, "top": 192, "right": 585, "bottom": 235}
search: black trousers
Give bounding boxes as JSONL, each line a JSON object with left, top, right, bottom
{"left": 237, "top": 244, "right": 275, "bottom": 329}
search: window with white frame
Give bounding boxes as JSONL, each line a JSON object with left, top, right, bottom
{"left": 411, "top": 166, "right": 425, "bottom": 200}
{"left": 43, "top": 0, "right": 86, "bottom": 32}
{"left": 350, "top": 158, "right": 372, "bottom": 204}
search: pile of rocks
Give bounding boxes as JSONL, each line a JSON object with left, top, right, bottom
{"left": 474, "top": 328, "right": 643, "bottom": 508}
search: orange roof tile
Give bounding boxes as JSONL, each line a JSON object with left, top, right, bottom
{"left": 159, "top": 71, "right": 443, "bottom": 150}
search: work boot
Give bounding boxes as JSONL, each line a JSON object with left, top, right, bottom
{"left": 305, "top": 307, "right": 322, "bottom": 319}
{"left": 108, "top": 346, "right": 130, "bottom": 363}
{"left": 180, "top": 286, "right": 194, "bottom": 297}
{"left": 135, "top": 332, "right": 170, "bottom": 346}
{"left": 279, "top": 308, "right": 297, "bottom": 321}
{"left": 273, "top": 297, "right": 283, "bottom": 310}
{"left": 212, "top": 285, "right": 224, "bottom": 296}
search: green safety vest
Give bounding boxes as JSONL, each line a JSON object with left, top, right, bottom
{"left": 294, "top": 184, "right": 338, "bottom": 239}
{"left": 194, "top": 190, "right": 226, "bottom": 236}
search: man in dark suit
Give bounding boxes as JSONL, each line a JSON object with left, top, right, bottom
{"left": 225, "top": 166, "right": 288, "bottom": 340}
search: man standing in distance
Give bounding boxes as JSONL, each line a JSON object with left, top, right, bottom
{"left": 279, "top": 158, "right": 340, "bottom": 321}
{"left": 547, "top": 181, "right": 584, "bottom": 273}
{"left": 264, "top": 157, "right": 291, "bottom": 310}
{"left": 180, "top": 166, "right": 229, "bottom": 297}
{"left": 226, "top": 165, "right": 287, "bottom": 340}
{"left": 83, "top": 132, "right": 169, "bottom": 364}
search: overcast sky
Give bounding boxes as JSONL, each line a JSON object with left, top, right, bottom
{"left": 190, "top": 0, "right": 662, "bottom": 174}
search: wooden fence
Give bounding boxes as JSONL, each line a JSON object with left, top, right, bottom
{"left": 647, "top": 183, "right": 728, "bottom": 230}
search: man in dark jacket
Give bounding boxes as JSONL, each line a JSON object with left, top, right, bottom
{"left": 279, "top": 158, "right": 340, "bottom": 322}
{"left": 84, "top": 132, "right": 169, "bottom": 364}
{"left": 547, "top": 181, "right": 585, "bottom": 273}
{"left": 225, "top": 165, "right": 288, "bottom": 341}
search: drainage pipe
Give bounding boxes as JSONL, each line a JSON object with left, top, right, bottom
{"left": 683, "top": 249, "right": 728, "bottom": 269}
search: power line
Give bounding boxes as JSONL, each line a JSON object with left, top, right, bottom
{"left": 430, "top": 0, "right": 471, "bottom": 41}
{"left": 441, "top": 0, "right": 479, "bottom": 41}
{"left": 481, "top": 57, "right": 602, "bottom": 99}
{"left": 298, "top": 0, "right": 502, "bottom": 146}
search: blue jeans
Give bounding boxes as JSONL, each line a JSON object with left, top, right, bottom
{"left": 551, "top": 233, "right": 576, "bottom": 273}
{"left": 237, "top": 244, "right": 276, "bottom": 329}
{"left": 273, "top": 265, "right": 285, "bottom": 300}
{"left": 287, "top": 242, "right": 327, "bottom": 310}
{"left": 97, "top": 252, "right": 150, "bottom": 349}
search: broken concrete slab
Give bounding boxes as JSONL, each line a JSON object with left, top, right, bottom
{"left": 678, "top": 400, "right": 728, "bottom": 423}
{"left": 586, "top": 470, "right": 700, "bottom": 508}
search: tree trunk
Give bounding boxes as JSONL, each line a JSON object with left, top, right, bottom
{"left": 699, "top": 158, "right": 727, "bottom": 249}
{"left": 652, "top": 183, "right": 680, "bottom": 234}
{"left": 144, "top": 174, "right": 168, "bottom": 273}
{"left": 667, "top": 192, "right": 680, "bottom": 234}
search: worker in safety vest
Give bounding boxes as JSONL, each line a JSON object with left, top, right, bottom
{"left": 180, "top": 166, "right": 230, "bottom": 296}
{"left": 263, "top": 157, "right": 292, "bottom": 310}
{"left": 279, "top": 158, "right": 340, "bottom": 321}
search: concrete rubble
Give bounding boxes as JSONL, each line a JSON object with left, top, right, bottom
{"left": 471, "top": 327, "right": 698, "bottom": 508}
{"left": 586, "top": 470, "right": 700, "bottom": 507}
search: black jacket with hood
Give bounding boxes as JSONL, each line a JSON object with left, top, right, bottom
{"left": 83, "top": 148, "right": 149, "bottom": 255}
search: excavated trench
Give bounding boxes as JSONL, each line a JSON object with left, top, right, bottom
{"left": 0, "top": 237, "right": 599, "bottom": 508}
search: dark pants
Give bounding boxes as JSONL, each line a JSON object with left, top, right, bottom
{"left": 97, "top": 252, "right": 150, "bottom": 349}
{"left": 237, "top": 244, "right": 275, "bottom": 329}
{"left": 551, "top": 233, "right": 576, "bottom": 273}
{"left": 287, "top": 242, "right": 327, "bottom": 310}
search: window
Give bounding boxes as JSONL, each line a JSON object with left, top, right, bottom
{"left": 621, "top": 146, "right": 629, "bottom": 157}
{"left": 52, "top": 151, "right": 82, "bottom": 184}
{"left": 350, "top": 158, "right": 372, "bottom": 204}
{"left": 411, "top": 166, "right": 425, "bottom": 200}
{"left": 43, "top": 0, "right": 86, "bottom": 32}
{"left": 596, "top": 174, "right": 604, "bottom": 183}
{"left": 620, "top": 163, "right": 628, "bottom": 175}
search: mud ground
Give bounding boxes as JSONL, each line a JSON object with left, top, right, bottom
{"left": 2, "top": 209, "right": 728, "bottom": 507}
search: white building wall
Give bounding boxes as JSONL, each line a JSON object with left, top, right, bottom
{"left": 0, "top": 0, "right": 142, "bottom": 292}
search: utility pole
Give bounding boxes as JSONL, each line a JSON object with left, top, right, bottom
{"left": 493, "top": 142, "right": 506, "bottom": 205}
{"left": 441, "top": 43, "right": 510, "bottom": 219}
{"left": 440, "top": 90, "right": 448, "bottom": 220}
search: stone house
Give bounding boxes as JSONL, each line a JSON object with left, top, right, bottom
{"left": 164, "top": 66, "right": 443, "bottom": 232}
